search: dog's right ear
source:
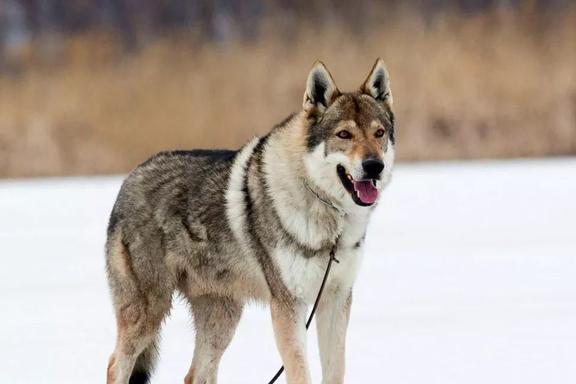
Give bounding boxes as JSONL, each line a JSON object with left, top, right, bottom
{"left": 303, "top": 61, "right": 340, "bottom": 115}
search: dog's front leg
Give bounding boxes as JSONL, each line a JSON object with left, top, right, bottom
{"left": 316, "top": 288, "right": 352, "bottom": 384}
{"left": 271, "top": 297, "right": 311, "bottom": 384}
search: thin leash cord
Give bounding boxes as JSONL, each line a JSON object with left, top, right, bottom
{"left": 267, "top": 244, "right": 340, "bottom": 384}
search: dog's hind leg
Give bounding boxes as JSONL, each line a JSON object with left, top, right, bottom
{"left": 107, "top": 291, "right": 171, "bottom": 384}
{"left": 184, "top": 295, "right": 243, "bottom": 384}
{"left": 106, "top": 233, "right": 173, "bottom": 384}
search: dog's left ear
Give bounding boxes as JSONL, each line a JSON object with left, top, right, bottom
{"left": 303, "top": 61, "right": 340, "bottom": 115}
{"left": 361, "top": 58, "right": 393, "bottom": 108}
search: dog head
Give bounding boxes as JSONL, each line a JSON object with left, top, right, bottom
{"left": 303, "top": 59, "right": 395, "bottom": 208}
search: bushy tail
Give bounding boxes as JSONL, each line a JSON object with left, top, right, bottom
{"left": 129, "top": 341, "right": 158, "bottom": 384}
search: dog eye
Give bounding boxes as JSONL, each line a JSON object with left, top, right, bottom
{"left": 336, "top": 130, "right": 353, "bottom": 139}
{"left": 374, "top": 128, "right": 385, "bottom": 138}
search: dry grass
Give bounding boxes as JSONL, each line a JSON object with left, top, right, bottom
{"left": 1, "top": 8, "right": 575, "bottom": 177}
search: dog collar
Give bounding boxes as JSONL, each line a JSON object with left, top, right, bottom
{"left": 302, "top": 180, "right": 347, "bottom": 218}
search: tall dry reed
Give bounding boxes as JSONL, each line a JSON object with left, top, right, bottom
{"left": 0, "top": 8, "right": 575, "bottom": 177}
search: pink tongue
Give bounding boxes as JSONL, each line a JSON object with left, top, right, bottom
{"left": 352, "top": 180, "right": 379, "bottom": 204}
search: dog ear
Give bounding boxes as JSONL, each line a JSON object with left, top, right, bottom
{"left": 303, "top": 61, "right": 340, "bottom": 114}
{"left": 361, "top": 58, "right": 393, "bottom": 107}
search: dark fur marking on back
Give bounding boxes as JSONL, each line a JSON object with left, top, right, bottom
{"left": 139, "top": 149, "right": 236, "bottom": 168}
{"left": 143, "top": 168, "right": 187, "bottom": 199}
{"left": 167, "top": 149, "right": 236, "bottom": 160}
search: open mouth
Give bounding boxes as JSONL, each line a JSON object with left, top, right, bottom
{"left": 336, "top": 165, "right": 379, "bottom": 206}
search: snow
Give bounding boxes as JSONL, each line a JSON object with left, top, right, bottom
{"left": 1, "top": 158, "right": 575, "bottom": 384}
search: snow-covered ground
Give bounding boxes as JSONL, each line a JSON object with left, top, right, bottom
{"left": 1, "top": 158, "right": 575, "bottom": 384}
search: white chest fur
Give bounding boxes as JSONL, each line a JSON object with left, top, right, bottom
{"left": 273, "top": 209, "right": 371, "bottom": 303}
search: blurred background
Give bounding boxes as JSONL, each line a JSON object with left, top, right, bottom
{"left": 1, "top": 2, "right": 576, "bottom": 383}
{"left": 0, "top": 0, "right": 575, "bottom": 178}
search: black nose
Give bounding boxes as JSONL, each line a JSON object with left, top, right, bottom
{"left": 362, "top": 159, "right": 384, "bottom": 178}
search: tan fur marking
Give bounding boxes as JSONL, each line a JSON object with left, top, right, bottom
{"left": 184, "top": 370, "right": 193, "bottom": 384}
{"left": 273, "top": 113, "right": 312, "bottom": 181}
{"left": 285, "top": 115, "right": 309, "bottom": 163}
{"left": 109, "top": 230, "right": 142, "bottom": 292}
{"left": 108, "top": 234, "right": 130, "bottom": 279}
{"left": 348, "top": 137, "right": 383, "bottom": 162}
{"left": 370, "top": 120, "right": 383, "bottom": 130}
{"left": 106, "top": 355, "right": 116, "bottom": 384}
{"left": 348, "top": 143, "right": 368, "bottom": 162}
{"left": 351, "top": 134, "right": 384, "bottom": 161}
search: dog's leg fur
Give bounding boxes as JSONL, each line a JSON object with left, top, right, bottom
{"left": 184, "top": 295, "right": 243, "bottom": 384}
{"left": 316, "top": 288, "right": 352, "bottom": 384}
{"left": 106, "top": 233, "right": 172, "bottom": 384}
{"left": 271, "top": 298, "right": 311, "bottom": 384}
{"left": 107, "top": 297, "right": 170, "bottom": 384}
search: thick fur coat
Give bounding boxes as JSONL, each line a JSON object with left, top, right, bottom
{"left": 106, "top": 59, "right": 395, "bottom": 384}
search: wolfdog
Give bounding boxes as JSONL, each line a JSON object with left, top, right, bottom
{"left": 105, "top": 58, "right": 395, "bottom": 384}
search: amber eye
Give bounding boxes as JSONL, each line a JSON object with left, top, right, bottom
{"left": 374, "top": 128, "right": 385, "bottom": 138}
{"left": 336, "top": 130, "right": 353, "bottom": 139}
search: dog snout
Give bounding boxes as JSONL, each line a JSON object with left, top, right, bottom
{"left": 362, "top": 158, "right": 384, "bottom": 178}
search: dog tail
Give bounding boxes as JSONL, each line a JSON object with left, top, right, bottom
{"left": 129, "top": 341, "right": 158, "bottom": 384}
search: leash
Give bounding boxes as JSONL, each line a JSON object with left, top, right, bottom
{"left": 267, "top": 181, "right": 344, "bottom": 383}
{"left": 267, "top": 242, "right": 340, "bottom": 384}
